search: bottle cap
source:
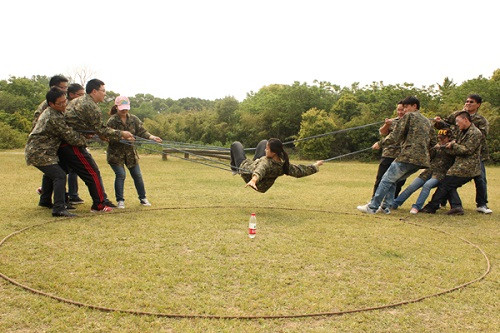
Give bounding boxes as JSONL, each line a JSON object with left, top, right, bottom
{"left": 251, "top": 213, "right": 256, "bottom": 216}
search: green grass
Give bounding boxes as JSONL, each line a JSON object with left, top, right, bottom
{"left": 0, "top": 150, "right": 498, "bottom": 332}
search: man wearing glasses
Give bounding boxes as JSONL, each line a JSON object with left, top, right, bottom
{"left": 60, "top": 79, "right": 135, "bottom": 212}
{"left": 434, "top": 94, "right": 492, "bottom": 214}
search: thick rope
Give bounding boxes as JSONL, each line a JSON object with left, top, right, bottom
{"left": 0, "top": 206, "right": 491, "bottom": 320}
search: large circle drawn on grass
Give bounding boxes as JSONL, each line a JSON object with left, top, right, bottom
{"left": 0, "top": 205, "right": 491, "bottom": 319}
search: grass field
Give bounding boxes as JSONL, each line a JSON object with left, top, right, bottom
{"left": 0, "top": 149, "right": 498, "bottom": 332}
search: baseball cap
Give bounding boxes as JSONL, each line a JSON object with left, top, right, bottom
{"left": 114, "top": 96, "right": 130, "bottom": 110}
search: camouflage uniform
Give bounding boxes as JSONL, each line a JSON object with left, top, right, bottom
{"left": 422, "top": 123, "right": 483, "bottom": 212}
{"left": 25, "top": 106, "right": 87, "bottom": 213}
{"left": 65, "top": 94, "right": 121, "bottom": 142}
{"left": 25, "top": 107, "right": 87, "bottom": 166}
{"left": 380, "top": 118, "right": 402, "bottom": 159}
{"left": 106, "top": 113, "right": 152, "bottom": 168}
{"left": 436, "top": 111, "right": 489, "bottom": 161}
{"left": 31, "top": 100, "right": 48, "bottom": 130}
{"left": 239, "top": 156, "right": 319, "bottom": 193}
{"left": 418, "top": 146, "right": 455, "bottom": 181}
{"left": 368, "top": 111, "right": 436, "bottom": 211}
{"left": 445, "top": 123, "right": 482, "bottom": 178}
{"left": 379, "top": 111, "right": 436, "bottom": 168}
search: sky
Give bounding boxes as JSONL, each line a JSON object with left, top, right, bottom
{"left": 1, "top": 0, "right": 499, "bottom": 101}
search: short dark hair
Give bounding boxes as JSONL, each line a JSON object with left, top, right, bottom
{"left": 86, "top": 79, "right": 105, "bottom": 94}
{"left": 467, "top": 94, "right": 482, "bottom": 104}
{"left": 49, "top": 75, "right": 68, "bottom": 88}
{"left": 68, "top": 83, "right": 84, "bottom": 95}
{"left": 456, "top": 110, "right": 471, "bottom": 122}
{"left": 397, "top": 99, "right": 404, "bottom": 105}
{"left": 46, "top": 87, "right": 66, "bottom": 105}
{"left": 401, "top": 96, "right": 420, "bottom": 110}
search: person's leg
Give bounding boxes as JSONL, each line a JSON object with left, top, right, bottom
{"left": 369, "top": 162, "right": 419, "bottom": 210}
{"left": 59, "top": 144, "right": 109, "bottom": 210}
{"left": 39, "top": 174, "right": 53, "bottom": 206}
{"left": 128, "top": 164, "right": 146, "bottom": 200}
{"left": 394, "top": 178, "right": 407, "bottom": 199}
{"left": 253, "top": 140, "right": 268, "bottom": 160}
{"left": 35, "top": 165, "right": 67, "bottom": 213}
{"left": 448, "top": 176, "right": 472, "bottom": 209}
{"left": 110, "top": 164, "right": 126, "bottom": 202}
{"left": 413, "top": 177, "right": 439, "bottom": 210}
{"left": 230, "top": 142, "right": 247, "bottom": 171}
{"left": 474, "top": 160, "right": 488, "bottom": 208}
{"left": 382, "top": 166, "right": 420, "bottom": 209}
{"left": 393, "top": 177, "right": 425, "bottom": 208}
{"left": 67, "top": 171, "right": 79, "bottom": 199}
{"left": 372, "top": 157, "right": 394, "bottom": 197}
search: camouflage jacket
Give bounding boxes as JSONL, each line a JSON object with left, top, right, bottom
{"left": 31, "top": 100, "right": 48, "bottom": 129}
{"left": 65, "top": 94, "right": 121, "bottom": 143}
{"left": 381, "top": 117, "right": 402, "bottom": 159}
{"left": 106, "top": 113, "right": 152, "bottom": 167}
{"left": 418, "top": 146, "right": 455, "bottom": 181}
{"left": 445, "top": 123, "right": 482, "bottom": 178}
{"left": 437, "top": 111, "right": 489, "bottom": 161}
{"left": 239, "top": 156, "right": 319, "bottom": 193}
{"left": 379, "top": 111, "right": 436, "bottom": 168}
{"left": 25, "top": 107, "right": 87, "bottom": 166}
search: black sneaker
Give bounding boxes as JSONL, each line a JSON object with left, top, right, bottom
{"left": 103, "top": 200, "right": 117, "bottom": 208}
{"left": 447, "top": 207, "right": 464, "bottom": 215}
{"left": 52, "top": 210, "right": 77, "bottom": 217}
{"left": 66, "top": 204, "right": 76, "bottom": 210}
{"left": 39, "top": 202, "right": 53, "bottom": 209}
{"left": 69, "top": 196, "right": 85, "bottom": 205}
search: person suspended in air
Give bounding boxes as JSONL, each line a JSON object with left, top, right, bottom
{"left": 230, "top": 138, "right": 323, "bottom": 193}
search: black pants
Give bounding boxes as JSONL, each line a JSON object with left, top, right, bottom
{"left": 36, "top": 164, "right": 67, "bottom": 212}
{"left": 58, "top": 144, "right": 109, "bottom": 210}
{"left": 424, "top": 175, "right": 472, "bottom": 211}
{"left": 230, "top": 140, "right": 267, "bottom": 171}
{"left": 373, "top": 157, "right": 406, "bottom": 198}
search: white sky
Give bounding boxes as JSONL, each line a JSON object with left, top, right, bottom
{"left": 1, "top": 0, "right": 499, "bottom": 101}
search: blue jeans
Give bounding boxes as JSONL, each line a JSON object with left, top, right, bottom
{"left": 110, "top": 164, "right": 146, "bottom": 202}
{"left": 369, "top": 161, "right": 421, "bottom": 210}
{"left": 394, "top": 177, "right": 439, "bottom": 210}
{"left": 473, "top": 160, "right": 487, "bottom": 207}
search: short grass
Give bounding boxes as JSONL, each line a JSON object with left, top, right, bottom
{"left": 0, "top": 150, "right": 498, "bottom": 332}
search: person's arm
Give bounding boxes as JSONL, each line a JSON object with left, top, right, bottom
{"left": 379, "top": 113, "right": 408, "bottom": 148}
{"left": 379, "top": 118, "right": 393, "bottom": 136}
{"left": 287, "top": 160, "right": 323, "bottom": 178}
{"left": 134, "top": 116, "right": 162, "bottom": 143}
{"left": 51, "top": 115, "right": 88, "bottom": 147}
{"left": 445, "top": 131, "right": 481, "bottom": 156}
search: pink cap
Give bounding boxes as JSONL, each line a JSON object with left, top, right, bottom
{"left": 114, "top": 96, "right": 130, "bottom": 110}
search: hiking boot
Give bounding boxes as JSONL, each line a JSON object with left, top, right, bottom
{"left": 140, "top": 198, "right": 151, "bottom": 206}
{"left": 117, "top": 201, "right": 125, "bottom": 209}
{"left": 52, "top": 210, "right": 77, "bottom": 217}
{"left": 357, "top": 204, "right": 376, "bottom": 214}
{"left": 68, "top": 196, "right": 85, "bottom": 205}
{"left": 447, "top": 207, "right": 464, "bottom": 215}
{"left": 476, "top": 206, "right": 492, "bottom": 214}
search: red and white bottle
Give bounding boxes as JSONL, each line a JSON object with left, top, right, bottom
{"left": 248, "top": 213, "right": 257, "bottom": 238}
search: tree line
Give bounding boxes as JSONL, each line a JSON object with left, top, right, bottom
{"left": 0, "top": 70, "right": 499, "bottom": 163}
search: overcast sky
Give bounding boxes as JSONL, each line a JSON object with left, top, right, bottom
{"left": 1, "top": 0, "right": 498, "bottom": 101}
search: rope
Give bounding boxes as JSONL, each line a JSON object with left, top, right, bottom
{"left": 0, "top": 206, "right": 491, "bottom": 320}
{"left": 323, "top": 147, "right": 373, "bottom": 162}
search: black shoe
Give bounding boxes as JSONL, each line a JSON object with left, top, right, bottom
{"left": 104, "top": 201, "right": 117, "bottom": 208}
{"left": 66, "top": 204, "right": 76, "bottom": 210}
{"left": 69, "top": 196, "right": 85, "bottom": 205}
{"left": 447, "top": 207, "right": 464, "bottom": 215}
{"left": 421, "top": 206, "right": 436, "bottom": 214}
{"left": 39, "top": 202, "right": 53, "bottom": 209}
{"left": 52, "top": 210, "right": 77, "bottom": 217}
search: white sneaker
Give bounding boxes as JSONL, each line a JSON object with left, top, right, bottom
{"left": 376, "top": 206, "right": 391, "bottom": 214}
{"left": 357, "top": 204, "right": 376, "bottom": 214}
{"left": 476, "top": 206, "right": 492, "bottom": 214}
{"left": 117, "top": 201, "right": 125, "bottom": 209}
{"left": 140, "top": 198, "right": 151, "bottom": 206}
{"left": 410, "top": 207, "right": 419, "bottom": 214}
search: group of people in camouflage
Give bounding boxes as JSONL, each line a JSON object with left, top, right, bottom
{"left": 358, "top": 95, "right": 492, "bottom": 215}
{"left": 25, "top": 75, "right": 160, "bottom": 217}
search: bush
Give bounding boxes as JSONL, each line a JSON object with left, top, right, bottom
{"left": 0, "top": 121, "right": 27, "bottom": 149}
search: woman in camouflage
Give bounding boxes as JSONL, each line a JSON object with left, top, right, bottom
{"left": 230, "top": 138, "right": 323, "bottom": 193}
{"left": 106, "top": 96, "right": 162, "bottom": 208}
